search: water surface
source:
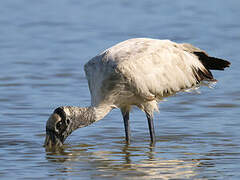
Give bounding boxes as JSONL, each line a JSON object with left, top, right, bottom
{"left": 0, "top": 0, "right": 240, "bottom": 179}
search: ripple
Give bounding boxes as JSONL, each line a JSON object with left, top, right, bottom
{"left": 20, "top": 21, "right": 72, "bottom": 28}
{"left": 207, "top": 103, "right": 239, "bottom": 108}
{"left": 0, "top": 83, "right": 24, "bottom": 87}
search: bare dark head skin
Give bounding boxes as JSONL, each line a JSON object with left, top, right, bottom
{"left": 44, "top": 106, "right": 97, "bottom": 149}
{"left": 44, "top": 107, "right": 72, "bottom": 149}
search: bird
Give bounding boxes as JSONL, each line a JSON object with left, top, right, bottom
{"left": 44, "top": 38, "right": 230, "bottom": 148}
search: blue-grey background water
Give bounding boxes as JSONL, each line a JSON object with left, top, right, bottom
{"left": 0, "top": 0, "right": 239, "bottom": 179}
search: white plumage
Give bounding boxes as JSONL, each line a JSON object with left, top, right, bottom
{"left": 85, "top": 38, "right": 216, "bottom": 115}
{"left": 45, "top": 38, "right": 230, "bottom": 147}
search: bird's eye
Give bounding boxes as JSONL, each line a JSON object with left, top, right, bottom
{"left": 56, "top": 121, "right": 62, "bottom": 130}
{"left": 66, "top": 119, "right": 70, "bottom": 125}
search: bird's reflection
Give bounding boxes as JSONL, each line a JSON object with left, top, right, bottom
{"left": 45, "top": 140, "right": 212, "bottom": 179}
{"left": 121, "top": 143, "right": 131, "bottom": 165}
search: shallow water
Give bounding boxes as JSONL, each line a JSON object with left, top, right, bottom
{"left": 0, "top": 0, "right": 240, "bottom": 179}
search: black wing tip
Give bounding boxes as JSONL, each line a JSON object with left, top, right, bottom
{"left": 194, "top": 51, "right": 231, "bottom": 71}
{"left": 192, "top": 66, "right": 215, "bottom": 82}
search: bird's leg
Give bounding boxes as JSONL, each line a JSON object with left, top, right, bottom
{"left": 121, "top": 110, "right": 130, "bottom": 144}
{"left": 145, "top": 112, "right": 156, "bottom": 143}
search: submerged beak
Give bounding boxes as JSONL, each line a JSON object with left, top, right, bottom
{"left": 44, "top": 129, "right": 63, "bottom": 148}
{"left": 44, "top": 110, "right": 71, "bottom": 150}
{"left": 44, "top": 113, "right": 64, "bottom": 149}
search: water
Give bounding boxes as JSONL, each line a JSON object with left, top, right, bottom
{"left": 0, "top": 0, "right": 240, "bottom": 179}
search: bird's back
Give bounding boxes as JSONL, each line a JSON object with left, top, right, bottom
{"left": 84, "top": 38, "right": 230, "bottom": 112}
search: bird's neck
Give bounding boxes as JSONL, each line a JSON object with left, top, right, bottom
{"left": 66, "top": 104, "right": 113, "bottom": 131}
{"left": 91, "top": 104, "right": 114, "bottom": 121}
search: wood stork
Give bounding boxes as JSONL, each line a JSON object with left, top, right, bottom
{"left": 44, "top": 38, "right": 230, "bottom": 148}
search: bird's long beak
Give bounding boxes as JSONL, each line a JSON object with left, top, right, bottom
{"left": 44, "top": 113, "right": 64, "bottom": 149}
{"left": 44, "top": 130, "right": 63, "bottom": 148}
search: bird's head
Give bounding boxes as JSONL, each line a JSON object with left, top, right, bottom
{"left": 44, "top": 107, "right": 73, "bottom": 149}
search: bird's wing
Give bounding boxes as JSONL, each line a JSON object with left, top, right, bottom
{"left": 84, "top": 38, "right": 219, "bottom": 106}
{"left": 112, "top": 39, "right": 212, "bottom": 100}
